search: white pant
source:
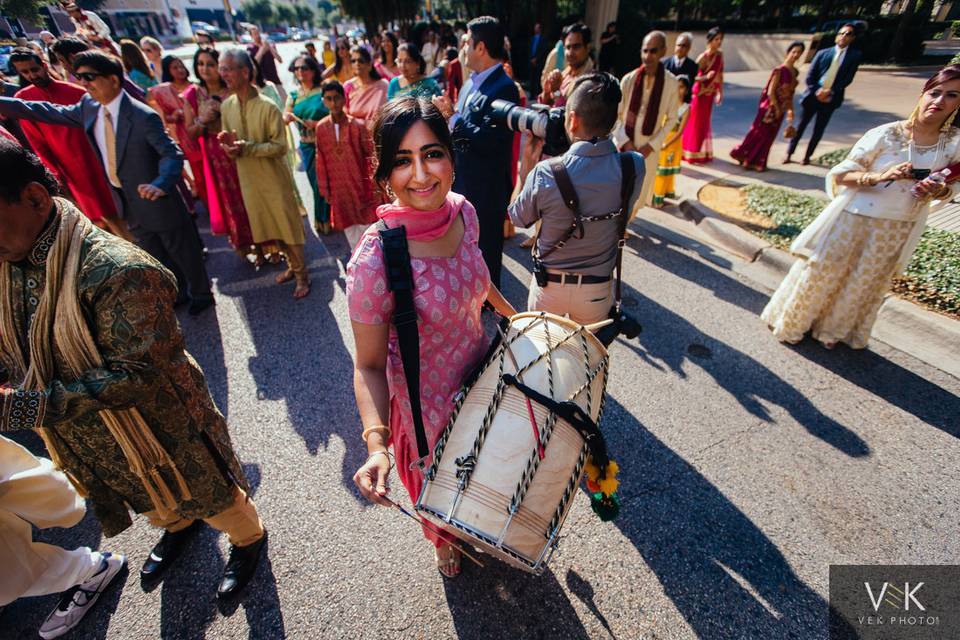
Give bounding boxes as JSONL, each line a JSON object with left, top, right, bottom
{"left": 0, "top": 435, "right": 102, "bottom": 605}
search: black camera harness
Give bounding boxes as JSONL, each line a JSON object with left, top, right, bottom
{"left": 533, "top": 154, "right": 636, "bottom": 310}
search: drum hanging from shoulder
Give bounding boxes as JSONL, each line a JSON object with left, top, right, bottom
{"left": 415, "top": 311, "right": 615, "bottom": 573}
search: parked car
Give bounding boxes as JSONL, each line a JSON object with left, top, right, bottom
{"left": 191, "top": 21, "right": 221, "bottom": 36}
{"left": 267, "top": 29, "right": 290, "bottom": 42}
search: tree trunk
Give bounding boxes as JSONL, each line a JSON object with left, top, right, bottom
{"left": 889, "top": 0, "right": 918, "bottom": 61}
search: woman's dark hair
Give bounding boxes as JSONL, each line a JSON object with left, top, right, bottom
{"left": 922, "top": 63, "right": 960, "bottom": 94}
{"left": 372, "top": 96, "right": 454, "bottom": 186}
{"left": 193, "top": 46, "right": 220, "bottom": 91}
{"left": 675, "top": 74, "right": 691, "bottom": 90}
{"left": 332, "top": 36, "right": 350, "bottom": 75}
{"left": 787, "top": 40, "right": 805, "bottom": 55}
{"left": 0, "top": 138, "right": 60, "bottom": 202}
{"left": 350, "top": 44, "right": 381, "bottom": 80}
{"left": 71, "top": 50, "right": 123, "bottom": 82}
{"left": 294, "top": 53, "right": 323, "bottom": 88}
{"left": 397, "top": 43, "right": 426, "bottom": 76}
{"left": 467, "top": 16, "right": 506, "bottom": 59}
{"left": 445, "top": 46, "right": 458, "bottom": 61}
{"left": 379, "top": 31, "right": 399, "bottom": 65}
{"left": 119, "top": 39, "right": 153, "bottom": 78}
{"left": 9, "top": 47, "right": 43, "bottom": 67}
{"left": 706, "top": 27, "right": 723, "bottom": 43}
{"left": 160, "top": 54, "right": 186, "bottom": 83}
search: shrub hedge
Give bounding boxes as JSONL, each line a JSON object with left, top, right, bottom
{"left": 742, "top": 184, "right": 960, "bottom": 315}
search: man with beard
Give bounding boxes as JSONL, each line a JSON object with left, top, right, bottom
{"left": 9, "top": 48, "right": 131, "bottom": 241}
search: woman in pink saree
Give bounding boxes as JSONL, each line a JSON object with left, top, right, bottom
{"left": 182, "top": 48, "right": 259, "bottom": 260}
{"left": 682, "top": 27, "right": 724, "bottom": 164}
{"left": 344, "top": 44, "right": 389, "bottom": 129}
{"left": 147, "top": 55, "right": 206, "bottom": 203}
{"left": 731, "top": 41, "right": 804, "bottom": 171}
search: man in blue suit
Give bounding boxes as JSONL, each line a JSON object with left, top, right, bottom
{"left": 786, "top": 25, "right": 861, "bottom": 165}
{"left": 433, "top": 15, "right": 520, "bottom": 288}
{"left": 0, "top": 50, "right": 213, "bottom": 314}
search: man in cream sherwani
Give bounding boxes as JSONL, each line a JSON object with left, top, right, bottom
{"left": 612, "top": 31, "right": 679, "bottom": 217}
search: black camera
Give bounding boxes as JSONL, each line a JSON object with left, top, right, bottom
{"left": 595, "top": 305, "right": 642, "bottom": 347}
{"left": 489, "top": 99, "right": 571, "bottom": 157}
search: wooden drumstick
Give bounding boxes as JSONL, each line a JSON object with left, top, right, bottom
{"left": 496, "top": 323, "right": 546, "bottom": 459}
{"left": 386, "top": 497, "right": 485, "bottom": 567}
{"left": 584, "top": 318, "right": 614, "bottom": 332}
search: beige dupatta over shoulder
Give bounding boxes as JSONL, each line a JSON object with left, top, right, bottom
{"left": 0, "top": 198, "right": 191, "bottom": 518}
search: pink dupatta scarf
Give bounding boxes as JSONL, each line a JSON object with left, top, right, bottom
{"left": 376, "top": 192, "right": 465, "bottom": 241}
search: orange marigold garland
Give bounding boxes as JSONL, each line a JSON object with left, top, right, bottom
{"left": 584, "top": 458, "right": 620, "bottom": 521}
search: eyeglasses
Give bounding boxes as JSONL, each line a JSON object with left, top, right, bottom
{"left": 293, "top": 66, "right": 311, "bottom": 71}
{"left": 641, "top": 48, "right": 660, "bottom": 54}
{"left": 75, "top": 71, "right": 103, "bottom": 81}
{"left": 839, "top": 30, "right": 854, "bottom": 36}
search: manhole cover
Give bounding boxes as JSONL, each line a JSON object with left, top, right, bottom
{"left": 687, "top": 343, "right": 713, "bottom": 359}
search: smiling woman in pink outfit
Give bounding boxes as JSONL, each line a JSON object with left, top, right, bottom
{"left": 346, "top": 97, "right": 516, "bottom": 579}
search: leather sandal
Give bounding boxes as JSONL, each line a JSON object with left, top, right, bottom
{"left": 275, "top": 270, "right": 295, "bottom": 285}
{"left": 293, "top": 281, "right": 311, "bottom": 299}
{"left": 435, "top": 544, "right": 461, "bottom": 579}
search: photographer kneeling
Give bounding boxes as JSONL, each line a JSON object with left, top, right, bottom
{"left": 509, "top": 72, "right": 645, "bottom": 326}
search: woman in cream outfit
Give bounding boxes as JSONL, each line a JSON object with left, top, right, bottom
{"left": 762, "top": 65, "right": 960, "bottom": 349}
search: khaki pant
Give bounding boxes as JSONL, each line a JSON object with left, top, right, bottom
{"left": 527, "top": 273, "right": 614, "bottom": 326}
{"left": 0, "top": 436, "right": 103, "bottom": 605}
{"left": 144, "top": 486, "right": 264, "bottom": 548}
{"left": 280, "top": 242, "right": 309, "bottom": 286}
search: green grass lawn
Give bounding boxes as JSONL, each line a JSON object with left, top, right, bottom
{"left": 742, "top": 184, "right": 960, "bottom": 316}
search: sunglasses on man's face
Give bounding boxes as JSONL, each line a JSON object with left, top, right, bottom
{"left": 75, "top": 71, "right": 103, "bottom": 82}
{"left": 839, "top": 30, "right": 854, "bottom": 37}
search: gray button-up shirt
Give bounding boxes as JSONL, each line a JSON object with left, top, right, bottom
{"left": 509, "top": 138, "right": 645, "bottom": 277}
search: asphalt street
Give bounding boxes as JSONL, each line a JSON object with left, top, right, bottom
{"left": 2, "top": 43, "right": 958, "bottom": 640}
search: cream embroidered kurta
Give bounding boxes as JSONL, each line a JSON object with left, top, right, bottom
{"left": 613, "top": 67, "right": 680, "bottom": 210}
{"left": 220, "top": 88, "right": 306, "bottom": 246}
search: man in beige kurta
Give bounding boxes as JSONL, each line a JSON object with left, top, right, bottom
{"left": 613, "top": 31, "right": 679, "bottom": 215}
{"left": 218, "top": 48, "right": 310, "bottom": 298}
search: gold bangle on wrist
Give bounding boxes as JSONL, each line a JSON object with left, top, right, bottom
{"left": 362, "top": 424, "right": 391, "bottom": 443}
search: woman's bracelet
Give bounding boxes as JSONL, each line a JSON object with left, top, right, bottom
{"left": 362, "top": 424, "right": 391, "bottom": 443}
{"left": 366, "top": 449, "right": 395, "bottom": 469}
{"left": 857, "top": 172, "right": 876, "bottom": 187}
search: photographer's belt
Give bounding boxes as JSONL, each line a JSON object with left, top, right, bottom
{"left": 544, "top": 272, "right": 611, "bottom": 285}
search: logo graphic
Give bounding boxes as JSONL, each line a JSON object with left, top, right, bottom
{"left": 829, "top": 565, "right": 959, "bottom": 640}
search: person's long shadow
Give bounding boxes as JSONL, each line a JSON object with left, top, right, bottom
{"left": 618, "top": 277, "right": 869, "bottom": 457}
{"left": 443, "top": 563, "right": 591, "bottom": 640}
{"left": 625, "top": 231, "right": 959, "bottom": 440}
{"left": 179, "top": 294, "right": 230, "bottom": 420}
{"left": 601, "top": 396, "right": 852, "bottom": 638}
{"left": 215, "top": 232, "right": 367, "bottom": 503}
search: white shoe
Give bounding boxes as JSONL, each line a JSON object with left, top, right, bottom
{"left": 39, "top": 552, "right": 126, "bottom": 639}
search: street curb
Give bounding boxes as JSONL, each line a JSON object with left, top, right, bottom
{"left": 643, "top": 199, "right": 960, "bottom": 379}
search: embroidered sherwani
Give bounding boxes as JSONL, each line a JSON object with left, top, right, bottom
{"left": 0, "top": 202, "right": 248, "bottom": 536}
{"left": 613, "top": 66, "right": 680, "bottom": 211}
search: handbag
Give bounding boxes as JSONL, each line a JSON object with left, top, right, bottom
{"left": 784, "top": 125, "right": 797, "bottom": 140}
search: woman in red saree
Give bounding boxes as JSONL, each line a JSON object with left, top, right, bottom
{"left": 682, "top": 27, "right": 724, "bottom": 164}
{"left": 182, "top": 48, "right": 259, "bottom": 260}
{"left": 731, "top": 42, "right": 805, "bottom": 171}
{"left": 147, "top": 55, "right": 206, "bottom": 203}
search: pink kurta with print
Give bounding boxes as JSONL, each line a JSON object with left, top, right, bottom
{"left": 346, "top": 201, "right": 491, "bottom": 546}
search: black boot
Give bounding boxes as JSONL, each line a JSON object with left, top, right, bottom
{"left": 140, "top": 521, "right": 202, "bottom": 585}
{"left": 217, "top": 531, "right": 267, "bottom": 600}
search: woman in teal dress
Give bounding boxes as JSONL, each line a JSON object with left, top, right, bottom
{"left": 386, "top": 43, "right": 441, "bottom": 101}
{"left": 284, "top": 54, "right": 331, "bottom": 234}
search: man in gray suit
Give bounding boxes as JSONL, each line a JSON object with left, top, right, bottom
{"left": 0, "top": 50, "right": 213, "bottom": 314}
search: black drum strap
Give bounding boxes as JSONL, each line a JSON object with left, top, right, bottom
{"left": 378, "top": 221, "right": 430, "bottom": 469}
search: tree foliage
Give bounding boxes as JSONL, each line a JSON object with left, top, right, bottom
{"left": 337, "top": 0, "right": 420, "bottom": 35}
{"left": 0, "top": 0, "right": 44, "bottom": 21}
{"left": 293, "top": 2, "right": 314, "bottom": 26}
{"left": 274, "top": 1, "right": 297, "bottom": 25}
{"left": 241, "top": 0, "right": 275, "bottom": 26}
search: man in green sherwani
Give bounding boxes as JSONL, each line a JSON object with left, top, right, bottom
{"left": 0, "top": 139, "right": 266, "bottom": 601}
{"left": 218, "top": 47, "right": 311, "bottom": 299}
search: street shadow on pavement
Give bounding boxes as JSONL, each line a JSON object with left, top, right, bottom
{"left": 215, "top": 234, "right": 368, "bottom": 504}
{"left": 601, "top": 396, "right": 854, "bottom": 639}
{"left": 442, "top": 562, "right": 591, "bottom": 640}
{"left": 609, "top": 245, "right": 870, "bottom": 457}
{"left": 788, "top": 341, "right": 960, "bottom": 439}
{"left": 179, "top": 297, "right": 231, "bottom": 421}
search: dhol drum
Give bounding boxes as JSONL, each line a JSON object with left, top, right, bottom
{"left": 416, "top": 311, "right": 612, "bottom": 573}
